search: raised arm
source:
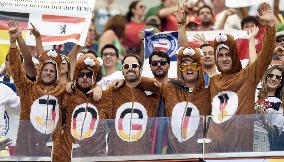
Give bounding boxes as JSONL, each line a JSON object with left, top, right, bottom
{"left": 216, "top": 8, "right": 237, "bottom": 30}
{"left": 247, "top": 3, "right": 276, "bottom": 84}
{"left": 7, "top": 21, "right": 31, "bottom": 92}
{"left": 67, "top": 44, "right": 82, "bottom": 80}
{"left": 176, "top": 3, "right": 188, "bottom": 47}
{"left": 15, "top": 23, "right": 37, "bottom": 78}
{"left": 247, "top": 25, "right": 259, "bottom": 63}
{"left": 30, "top": 23, "right": 44, "bottom": 57}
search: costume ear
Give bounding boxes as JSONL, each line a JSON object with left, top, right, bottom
{"left": 76, "top": 53, "right": 84, "bottom": 60}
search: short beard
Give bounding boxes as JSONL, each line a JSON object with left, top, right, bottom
{"left": 153, "top": 71, "right": 167, "bottom": 78}
{"left": 202, "top": 21, "right": 211, "bottom": 27}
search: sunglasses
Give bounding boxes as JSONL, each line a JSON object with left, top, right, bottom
{"left": 122, "top": 63, "right": 140, "bottom": 70}
{"left": 179, "top": 62, "right": 199, "bottom": 71}
{"left": 151, "top": 60, "right": 168, "bottom": 66}
{"left": 78, "top": 71, "right": 93, "bottom": 78}
{"left": 267, "top": 74, "right": 282, "bottom": 80}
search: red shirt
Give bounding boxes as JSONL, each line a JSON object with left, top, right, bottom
{"left": 124, "top": 21, "right": 145, "bottom": 50}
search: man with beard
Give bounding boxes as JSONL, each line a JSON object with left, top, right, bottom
{"left": 200, "top": 43, "right": 218, "bottom": 77}
{"left": 106, "top": 54, "right": 160, "bottom": 155}
{"left": 197, "top": 5, "right": 214, "bottom": 31}
{"left": 149, "top": 51, "right": 170, "bottom": 84}
{"left": 61, "top": 53, "right": 111, "bottom": 162}
{"left": 7, "top": 21, "right": 65, "bottom": 161}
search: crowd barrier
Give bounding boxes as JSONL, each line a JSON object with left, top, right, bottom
{"left": 1, "top": 114, "right": 284, "bottom": 161}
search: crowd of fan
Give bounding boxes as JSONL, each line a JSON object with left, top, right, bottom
{"left": 0, "top": 0, "right": 284, "bottom": 161}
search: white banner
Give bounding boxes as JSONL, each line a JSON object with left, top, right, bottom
{"left": 0, "top": 0, "right": 96, "bottom": 46}
{"left": 225, "top": 0, "right": 268, "bottom": 8}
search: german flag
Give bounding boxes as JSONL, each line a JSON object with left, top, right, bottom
{"left": 0, "top": 11, "right": 29, "bottom": 44}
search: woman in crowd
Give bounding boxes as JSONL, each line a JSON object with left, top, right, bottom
{"left": 98, "top": 15, "right": 127, "bottom": 61}
{"left": 256, "top": 65, "right": 284, "bottom": 151}
{"left": 124, "top": 0, "right": 146, "bottom": 53}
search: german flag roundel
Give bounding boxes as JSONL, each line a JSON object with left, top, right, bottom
{"left": 171, "top": 102, "right": 200, "bottom": 142}
{"left": 30, "top": 95, "right": 59, "bottom": 134}
{"left": 115, "top": 102, "right": 148, "bottom": 142}
{"left": 71, "top": 103, "right": 99, "bottom": 140}
{"left": 212, "top": 91, "right": 238, "bottom": 124}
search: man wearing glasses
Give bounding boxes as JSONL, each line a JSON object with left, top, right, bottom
{"left": 106, "top": 54, "right": 160, "bottom": 155}
{"left": 150, "top": 47, "right": 211, "bottom": 153}
{"left": 149, "top": 51, "right": 170, "bottom": 84}
{"left": 98, "top": 44, "right": 124, "bottom": 90}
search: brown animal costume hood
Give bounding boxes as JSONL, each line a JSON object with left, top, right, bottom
{"left": 73, "top": 53, "right": 100, "bottom": 83}
{"left": 61, "top": 52, "right": 111, "bottom": 162}
{"left": 176, "top": 46, "right": 205, "bottom": 89}
{"left": 8, "top": 48, "right": 66, "bottom": 161}
{"left": 213, "top": 33, "right": 242, "bottom": 74}
{"left": 207, "top": 25, "right": 276, "bottom": 153}
{"left": 37, "top": 49, "right": 62, "bottom": 85}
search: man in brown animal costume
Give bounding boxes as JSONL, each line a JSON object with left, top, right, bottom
{"left": 7, "top": 21, "right": 65, "bottom": 161}
{"left": 207, "top": 3, "right": 276, "bottom": 152}
{"left": 159, "top": 47, "right": 211, "bottom": 153}
{"left": 61, "top": 53, "right": 111, "bottom": 161}
{"left": 107, "top": 54, "right": 160, "bottom": 156}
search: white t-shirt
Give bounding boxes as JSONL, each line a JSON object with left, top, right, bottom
{"left": 0, "top": 83, "right": 20, "bottom": 145}
{"left": 97, "top": 71, "right": 124, "bottom": 91}
{"left": 214, "top": 10, "right": 242, "bottom": 30}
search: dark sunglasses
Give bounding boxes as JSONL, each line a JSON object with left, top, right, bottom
{"left": 122, "top": 63, "right": 140, "bottom": 70}
{"left": 78, "top": 71, "right": 93, "bottom": 78}
{"left": 267, "top": 74, "right": 282, "bottom": 80}
{"left": 151, "top": 60, "right": 168, "bottom": 66}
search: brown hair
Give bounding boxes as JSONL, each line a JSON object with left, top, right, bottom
{"left": 259, "top": 65, "right": 284, "bottom": 107}
{"left": 103, "top": 15, "right": 127, "bottom": 40}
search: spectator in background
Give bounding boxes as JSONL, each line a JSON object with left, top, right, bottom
{"left": 97, "top": 44, "right": 123, "bottom": 90}
{"left": 241, "top": 16, "right": 264, "bottom": 54}
{"left": 99, "top": 15, "right": 126, "bottom": 61}
{"left": 94, "top": 0, "right": 125, "bottom": 35}
{"left": 158, "top": 0, "right": 178, "bottom": 31}
{"left": 211, "top": 0, "right": 241, "bottom": 30}
{"left": 276, "top": 31, "right": 284, "bottom": 48}
{"left": 124, "top": 0, "right": 146, "bottom": 53}
{"left": 0, "top": 55, "right": 13, "bottom": 83}
{"left": 186, "top": 15, "right": 201, "bottom": 31}
{"left": 256, "top": 65, "right": 284, "bottom": 151}
{"left": 197, "top": 5, "right": 214, "bottom": 31}
{"left": 149, "top": 51, "right": 170, "bottom": 84}
{"left": 200, "top": 43, "right": 218, "bottom": 77}
{"left": 144, "top": 0, "right": 165, "bottom": 20}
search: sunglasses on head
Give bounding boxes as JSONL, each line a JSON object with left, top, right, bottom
{"left": 122, "top": 63, "right": 140, "bottom": 70}
{"left": 78, "top": 71, "right": 93, "bottom": 78}
{"left": 179, "top": 62, "right": 199, "bottom": 71}
{"left": 151, "top": 60, "right": 168, "bottom": 66}
{"left": 267, "top": 73, "right": 282, "bottom": 80}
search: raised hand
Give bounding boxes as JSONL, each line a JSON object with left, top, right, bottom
{"left": 175, "top": 3, "right": 186, "bottom": 24}
{"left": 7, "top": 20, "right": 23, "bottom": 42}
{"left": 248, "top": 25, "right": 259, "bottom": 39}
{"left": 193, "top": 33, "right": 208, "bottom": 45}
{"left": 30, "top": 23, "right": 41, "bottom": 38}
{"left": 225, "top": 8, "right": 237, "bottom": 17}
{"left": 257, "top": 2, "right": 275, "bottom": 27}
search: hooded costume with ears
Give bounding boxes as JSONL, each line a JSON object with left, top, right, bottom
{"left": 159, "top": 47, "right": 211, "bottom": 153}
{"left": 207, "top": 25, "right": 276, "bottom": 152}
{"left": 8, "top": 48, "right": 65, "bottom": 160}
{"left": 61, "top": 53, "right": 111, "bottom": 162}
